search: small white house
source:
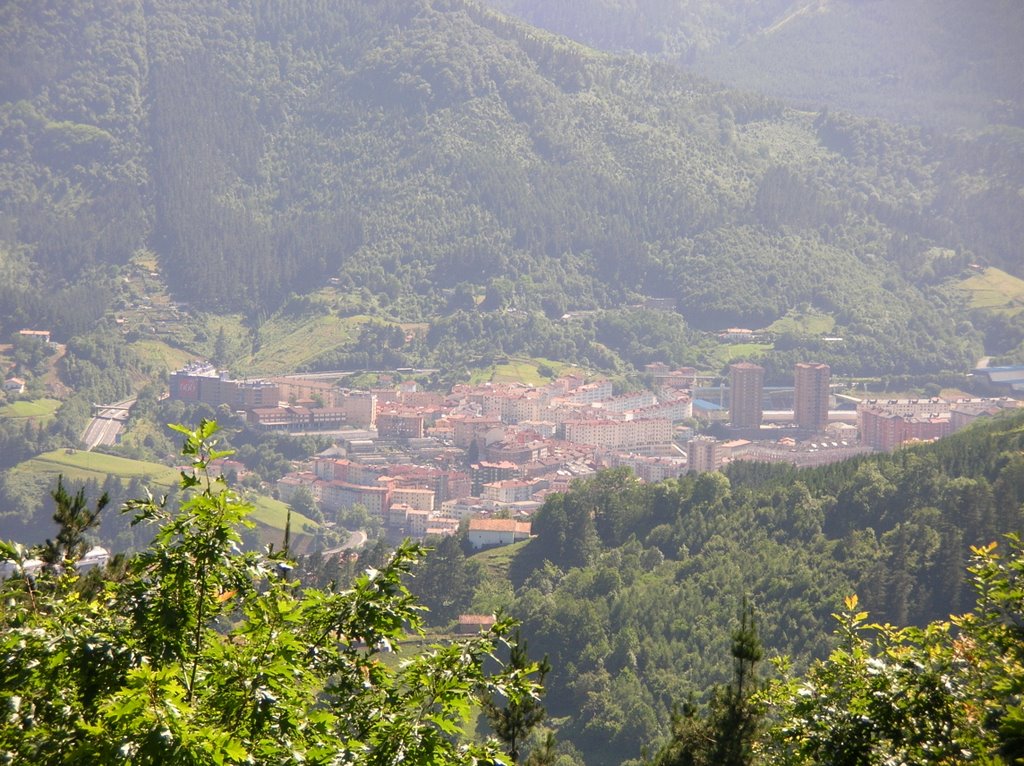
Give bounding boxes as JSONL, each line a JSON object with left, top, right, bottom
{"left": 466, "top": 518, "right": 532, "bottom": 550}
{"left": 1, "top": 546, "right": 109, "bottom": 578}
{"left": 77, "top": 546, "right": 110, "bottom": 571}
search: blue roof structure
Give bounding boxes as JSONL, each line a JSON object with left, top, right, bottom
{"left": 973, "top": 366, "right": 1024, "bottom": 385}
{"left": 692, "top": 399, "right": 725, "bottom": 411}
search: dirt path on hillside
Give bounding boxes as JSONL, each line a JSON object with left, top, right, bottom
{"left": 42, "top": 343, "right": 71, "bottom": 398}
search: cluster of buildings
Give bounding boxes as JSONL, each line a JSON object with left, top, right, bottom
{"left": 216, "top": 369, "right": 699, "bottom": 546}
{"left": 682, "top": 360, "right": 1021, "bottom": 472}
{"left": 726, "top": 361, "right": 832, "bottom": 432}
{"left": 3, "top": 329, "right": 56, "bottom": 396}
{"left": 169, "top": 359, "right": 1021, "bottom": 541}
{"left": 170, "top": 363, "right": 377, "bottom": 429}
{"left": 2, "top": 376, "right": 25, "bottom": 394}
{"left": 0, "top": 546, "right": 109, "bottom": 579}
{"left": 971, "top": 365, "right": 1024, "bottom": 395}
{"left": 856, "top": 396, "right": 1019, "bottom": 451}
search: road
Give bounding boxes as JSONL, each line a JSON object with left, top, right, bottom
{"left": 277, "top": 368, "right": 439, "bottom": 381}
{"left": 81, "top": 398, "right": 136, "bottom": 451}
{"left": 322, "top": 529, "right": 368, "bottom": 556}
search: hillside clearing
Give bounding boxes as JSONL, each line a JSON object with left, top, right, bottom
{"left": 765, "top": 309, "right": 836, "bottom": 336}
{"left": 469, "top": 357, "right": 571, "bottom": 386}
{"left": 0, "top": 398, "right": 62, "bottom": 421}
{"left": 958, "top": 267, "right": 1024, "bottom": 316}
{"left": 129, "top": 339, "right": 194, "bottom": 373}
{"left": 243, "top": 314, "right": 370, "bottom": 375}
{"left": 11, "top": 450, "right": 317, "bottom": 543}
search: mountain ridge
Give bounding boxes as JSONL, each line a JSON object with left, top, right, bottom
{"left": 0, "top": 0, "right": 1021, "bottom": 378}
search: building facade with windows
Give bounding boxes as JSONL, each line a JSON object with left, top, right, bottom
{"left": 729, "top": 362, "right": 764, "bottom": 428}
{"left": 794, "top": 362, "right": 831, "bottom": 431}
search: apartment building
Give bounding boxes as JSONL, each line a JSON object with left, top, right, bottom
{"left": 171, "top": 363, "right": 281, "bottom": 410}
{"left": 392, "top": 486, "right": 435, "bottom": 512}
{"left": 794, "top": 362, "right": 831, "bottom": 432}
{"left": 471, "top": 461, "right": 520, "bottom": 495}
{"left": 376, "top": 410, "right": 426, "bottom": 440}
{"left": 320, "top": 480, "right": 391, "bottom": 517}
{"left": 449, "top": 415, "right": 505, "bottom": 448}
{"left": 687, "top": 436, "right": 722, "bottom": 473}
{"left": 562, "top": 417, "right": 672, "bottom": 452}
{"left": 481, "top": 479, "right": 536, "bottom": 505}
{"left": 859, "top": 406, "right": 952, "bottom": 451}
{"left": 729, "top": 362, "right": 764, "bottom": 428}
{"left": 564, "top": 379, "right": 614, "bottom": 405}
{"left": 596, "top": 450, "right": 688, "bottom": 482}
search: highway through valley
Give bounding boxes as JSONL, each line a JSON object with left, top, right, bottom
{"left": 81, "top": 398, "right": 136, "bottom": 451}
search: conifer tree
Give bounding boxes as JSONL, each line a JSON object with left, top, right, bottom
{"left": 40, "top": 475, "right": 108, "bottom": 570}
{"left": 708, "top": 602, "right": 764, "bottom": 766}
{"left": 484, "top": 629, "right": 552, "bottom": 762}
{"left": 644, "top": 602, "right": 764, "bottom": 766}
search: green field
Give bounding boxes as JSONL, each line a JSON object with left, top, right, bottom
{"left": 709, "top": 342, "right": 774, "bottom": 366}
{"left": 469, "top": 357, "right": 578, "bottom": 386}
{"left": 243, "top": 314, "right": 369, "bottom": 374}
{"left": 12, "top": 450, "right": 317, "bottom": 543}
{"left": 469, "top": 538, "right": 530, "bottom": 580}
{"left": 765, "top": 309, "right": 836, "bottom": 336}
{"left": 251, "top": 495, "right": 317, "bottom": 535}
{"left": 0, "top": 398, "right": 61, "bottom": 420}
{"left": 129, "top": 339, "right": 195, "bottom": 373}
{"left": 14, "top": 449, "right": 180, "bottom": 487}
{"left": 958, "top": 267, "right": 1024, "bottom": 316}
{"left": 467, "top": 539, "right": 527, "bottom": 616}
{"left": 249, "top": 495, "right": 319, "bottom": 553}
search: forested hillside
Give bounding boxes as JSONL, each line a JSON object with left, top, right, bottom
{"left": 485, "top": 0, "right": 1024, "bottom": 129}
{"left": 2, "top": 0, "right": 1023, "bottom": 378}
{"left": 456, "top": 410, "right": 1024, "bottom": 764}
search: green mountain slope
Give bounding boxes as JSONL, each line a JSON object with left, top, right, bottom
{"left": 503, "top": 409, "right": 1024, "bottom": 764}
{"left": 485, "top": 0, "right": 1024, "bottom": 129}
{"left": 0, "top": 0, "right": 1021, "bottom": 378}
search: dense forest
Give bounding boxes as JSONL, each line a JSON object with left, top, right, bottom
{"left": 1, "top": 0, "right": 1023, "bottom": 379}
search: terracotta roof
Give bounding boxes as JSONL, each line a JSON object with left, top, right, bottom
{"left": 467, "top": 518, "right": 531, "bottom": 534}
{"left": 458, "top": 614, "right": 496, "bottom": 625}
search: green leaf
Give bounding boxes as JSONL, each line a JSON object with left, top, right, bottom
{"left": 222, "top": 738, "right": 248, "bottom": 763}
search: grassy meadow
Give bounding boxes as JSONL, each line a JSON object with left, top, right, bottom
{"left": 11, "top": 450, "right": 317, "bottom": 546}
{"left": 0, "top": 398, "right": 62, "bottom": 421}
{"left": 958, "top": 267, "right": 1024, "bottom": 316}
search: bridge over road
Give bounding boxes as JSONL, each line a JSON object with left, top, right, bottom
{"left": 81, "top": 398, "right": 136, "bottom": 451}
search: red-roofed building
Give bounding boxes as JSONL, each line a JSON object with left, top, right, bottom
{"left": 377, "top": 410, "right": 425, "bottom": 440}
{"left": 457, "top": 614, "right": 497, "bottom": 635}
{"left": 466, "top": 518, "right": 532, "bottom": 549}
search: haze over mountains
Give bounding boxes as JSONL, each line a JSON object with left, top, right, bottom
{"left": 1, "top": 0, "right": 1023, "bottom": 381}
{"left": 486, "top": 0, "right": 1024, "bottom": 129}
{"left": 2, "top": 3, "right": 1024, "bottom": 764}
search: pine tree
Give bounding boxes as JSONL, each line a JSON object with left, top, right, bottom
{"left": 40, "top": 475, "right": 108, "bottom": 571}
{"left": 645, "top": 602, "right": 764, "bottom": 766}
{"left": 525, "top": 730, "right": 559, "bottom": 766}
{"left": 708, "top": 602, "right": 764, "bottom": 766}
{"left": 483, "top": 629, "right": 551, "bottom": 762}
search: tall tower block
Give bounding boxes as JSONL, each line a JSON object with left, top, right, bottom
{"left": 729, "top": 362, "right": 764, "bottom": 428}
{"left": 794, "top": 362, "right": 831, "bottom": 431}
